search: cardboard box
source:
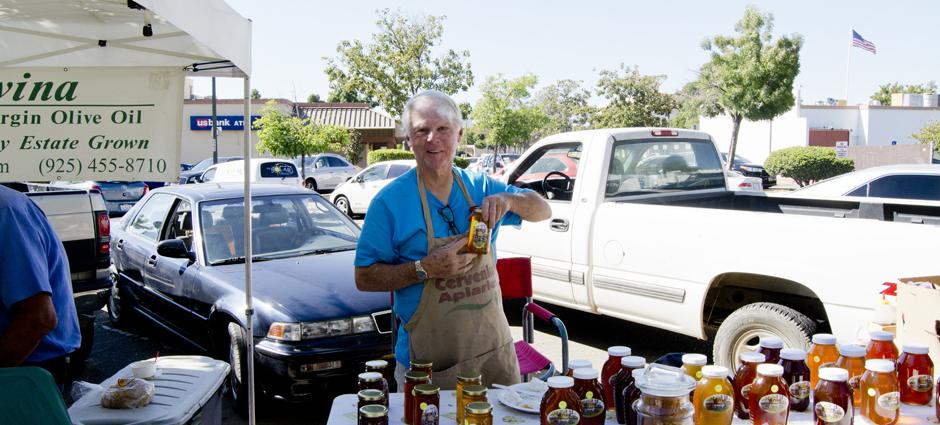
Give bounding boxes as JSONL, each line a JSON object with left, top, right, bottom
{"left": 896, "top": 275, "right": 940, "bottom": 367}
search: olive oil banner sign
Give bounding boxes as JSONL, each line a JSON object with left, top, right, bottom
{"left": 0, "top": 67, "right": 184, "bottom": 181}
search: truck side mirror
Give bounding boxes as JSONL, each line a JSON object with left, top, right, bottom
{"left": 157, "top": 239, "right": 195, "bottom": 263}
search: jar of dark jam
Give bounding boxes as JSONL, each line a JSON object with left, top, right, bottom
{"left": 779, "top": 348, "right": 811, "bottom": 412}
{"left": 758, "top": 336, "right": 784, "bottom": 364}
{"left": 359, "top": 404, "right": 389, "bottom": 425}
{"left": 358, "top": 389, "right": 385, "bottom": 412}
{"left": 612, "top": 356, "right": 646, "bottom": 423}
{"left": 358, "top": 372, "right": 389, "bottom": 407}
{"left": 411, "top": 359, "right": 433, "bottom": 383}
{"left": 813, "top": 367, "right": 853, "bottom": 425}
{"left": 412, "top": 384, "right": 441, "bottom": 425}
{"left": 404, "top": 371, "right": 429, "bottom": 424}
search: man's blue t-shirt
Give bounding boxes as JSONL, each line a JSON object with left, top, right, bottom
{"left": 0, "top": 186, "right": 80, "bottom": 362}
{"left": 354, "top": 166, "right": 526, "bottom": 365}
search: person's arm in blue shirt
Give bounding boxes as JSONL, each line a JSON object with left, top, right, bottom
{"left": 478, "top": 175, "right": 551, "bottom": 228}
{"left": 0, "top": 293, "right": 57, "bottom": 366}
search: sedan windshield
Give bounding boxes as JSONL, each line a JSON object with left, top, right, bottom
{"left": 200, "top": 194, "right": 360, "bottom": 265}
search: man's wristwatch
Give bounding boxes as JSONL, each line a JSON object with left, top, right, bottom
{"left": 414, "top": 260, "right": 429, "bottom": 280}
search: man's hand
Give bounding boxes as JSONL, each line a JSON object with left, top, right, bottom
{"left": 422, "top": 238, "right": 476, "bottom": 279}
{"left": 481, "top": 193, "right": 514, "bottom": 228}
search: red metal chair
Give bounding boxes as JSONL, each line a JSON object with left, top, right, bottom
{"left": 497, "top": 257, "right": 570, "bottom": 381}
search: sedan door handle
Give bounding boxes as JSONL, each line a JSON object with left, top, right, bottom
{"left": 147, "top": 254, "right": 158, "bottom": 267}
{"left": 550, "top": 218, "right": 569, "bottom": 232}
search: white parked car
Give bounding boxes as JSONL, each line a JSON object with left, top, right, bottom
{"left": 330, "top": 160, "right": 416, "bottom": 216}
{"left": 726, "top": 170, "right": 763, "bottom": 192}
{"left": 293, "top": 153, "right": 358, "bottom": 192}
{"left": 792, "top": 164, "right": 940, "bottom": 202}
{"left": 199, "top": 158, "right": 302, "bottom": 187}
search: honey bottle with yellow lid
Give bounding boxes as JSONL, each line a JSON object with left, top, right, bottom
{"left": 466, "top": 207, "right": 489, "bottom": 254}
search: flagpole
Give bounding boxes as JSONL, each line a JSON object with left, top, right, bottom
{"left": 844, "top": 30, "right": 852, "bottom": 103}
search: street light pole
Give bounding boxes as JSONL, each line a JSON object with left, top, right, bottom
{"left": 212, "top": 77, "right": 219, "bottom": 164}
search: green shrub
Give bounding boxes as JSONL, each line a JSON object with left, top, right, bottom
{"left": 764, "top": 146, "right": 855, "bottom": 187}
{"left": 367, "top": 149, "right": 414, "bottom": 165}
{"left": 453, "top": 157, "right": 470, "bottom": 169}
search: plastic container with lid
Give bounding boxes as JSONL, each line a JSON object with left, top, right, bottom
{"left": 808, "top": 334, "right": 839, "bottom": 390}
{"left": 540, "top": 376, "right": 583, "bottom": 425}
{"left": 572, "top": 368, "right": 605, "bottom": 425}
{"left": 813, "top": 367, "right": 853, "bottom": 425}
{"left": 835, "top": 344, "right": 866, "bottom": 407}
{"left": 465, "top": 401, "right": 493, "bottom": 425}
{"left": 779, "top": 348, "right": 810, "bottom": 412}
{"left": 612, "top": 356, "right": 646, "bottom": 422}
{"left": 758, "top": 337, "right": 784, "bottom": 364}
{"left": 602, "top": 346, "right": 631, "bottom": 408}
{"left": 632, "top": 364, "right": 696, "bottom": 425}
{"left": 897, "top": 343, "right": 933, "bottom": 405}
{"left": 860, "top": 359, "right": 900, "bottom": 425}
{"left": 866, "top": 331, "right": 899, "bottom": 361}
{"left": 748, "top": 364, "right": 790, "bottom": 425}
{"left": 692, "top": 365, "right": 733, "bottom": 425}
{"left": 732, "top": 351, "right": 765, "bottom": 420}
{"left": 566, "top": 359, "right": 591, "bottom": 377}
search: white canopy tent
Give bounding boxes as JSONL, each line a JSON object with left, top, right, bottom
{"left": 0, "top": 0, "right": 261, "bottom": 422}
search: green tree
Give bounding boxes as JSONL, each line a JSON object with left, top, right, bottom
{"left": 254, "top": 101, "right": 332, "bottom": 179}
{"left": 871, "top": 81, "right": 938, "bottom": 105}
{"left": 533, "top": 79, "right": 592, "bottom": 139}
{"left": 471, "top": 74, "right": 549, "bottom": 172}
{"left": 323, "top": 8, "right": 473, "bottom": 118}
{"left": 699, "top": 6, "right": 803, "bottom": 169}
{"left": 912, "top": 121, "right": 940, "bottom": 154}
{"left": 764, "top": 146, "right": 854, "bottom": 187}
{"left": 250, "top": 88, "right": 261, "bottom": 99}
{"left": 590, "top": 65, "right": 676, "bottom": 128}
{"left": 670, "top": 79, "right": 721, "bottom": 129}
{"left": 306, "top": 93, "right": 323, "bottom": 103}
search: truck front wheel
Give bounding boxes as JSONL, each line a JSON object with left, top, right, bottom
{"left": 713, "top": 302, "right": 815, "bottom": 370}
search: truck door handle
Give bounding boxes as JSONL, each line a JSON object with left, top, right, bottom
{"left": 116, "top": 239, "right": 125, "bottom": 250}
{"left": 147, "top": 254, "right": 157, "bottom": 267}
{"left": 550, "top": 218, "right": 569, "bottom": 232}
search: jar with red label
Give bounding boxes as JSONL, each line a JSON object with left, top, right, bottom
{"left": 778, "top": 348, "right": 811, "bottom": 412}
{"left": 412, "top": 384, "right": 440, "bottom": 425}
{"left": 813, "top": 367, "right": 853, "bottom": 425}
{"left": 358, "top": 372, "right": 389, "bottom": 408}
{"left": 540, "top": 376, "right": 583, "bottom": 425}
{"left": 866, "top": 331, "right": 899, "bottom": 361}
{"left": 897, "top": 343, "right": 933, "bottom": 405}
{"left": 572, "top": 368, "right": 606, "bottom": 425}
{"left": 758, "top": 336, "right": 784, "bottom": 364}
{"left": 404, "top": 371, "right": 429, "bottom": 424}
{"left": 602, "top": 346, "right": 631, "bottom": 408}
{"left": 612, "top": 356, "right": 646, "bottom": 423}
{"left": 748, "top": 364, "right": 790, "bottom": 425}
{"left": 860, "top": 359, "right": 899, "bottom": 425}
{"left": 732, "top": 351, "right": 765, "bottom": 420}
{"left": 834, "top": 344, "right": 866, "bottom": 407}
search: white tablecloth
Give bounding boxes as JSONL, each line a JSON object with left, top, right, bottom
{"left": 328, "top": 390, "right": 938, "bottom": 425}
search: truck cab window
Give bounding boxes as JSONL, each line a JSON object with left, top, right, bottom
{"left": 508, "top": 143, "right": 581, "bottom": 202}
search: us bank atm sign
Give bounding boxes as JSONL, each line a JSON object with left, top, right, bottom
{"left": 190, "top": 115, "right": 260, "bottom": 131}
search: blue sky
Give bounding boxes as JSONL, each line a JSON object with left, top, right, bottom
{"left": 195, "top": 0, "right": 939, "bottom": 109}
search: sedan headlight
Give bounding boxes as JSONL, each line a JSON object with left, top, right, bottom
{"left": 267, "top": 315, "right": 377, "bottom": 341}
{"left": 740, "top": 166, "right": 761, "bottom": 172}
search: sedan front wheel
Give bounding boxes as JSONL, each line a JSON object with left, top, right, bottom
{"left": 334, "top": 195, "right": 352, "bottom": 217}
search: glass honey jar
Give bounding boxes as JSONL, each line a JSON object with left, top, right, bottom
{"left": 572, "top": 367, "right": 606, "bottom": 425}
{"left": 897, "top": 343, "right": 934, "bottom": 405}
{"left": 866, "top": 331, "right": 899, "bottom": 361}
{"left": 358, "top": 389, "right": 385, "bottom": 413}
{"left": 465, "top": 401, "right": 493, "bottom": 425}
{"left": 358, "top": 372, "right": 389, "bottom": 408}
{"left": 860, "top": 359, "right": 900, "bottom": 425}
{"left": 835, "top": 344, "right": 866, "bottom": 407}
{"left": 732, "top": 351, "right": 765, "bottom": 420}
{"left": 612, "top": 356, "right": 646, "bottom": 423}
{"left": 540, "top": 376, "right": 583, "bottom": 425}
{"left": 758, "top": 336, "right": 784, "bottom": 364}
{"left": 808, "top": 333, "right": 839, "bottom": 390}
{"left": 411, "top": 359, "right": 433, "bottom": 383}
{"left": 404, "top": 371, "right": 429, "bottom": 424}
{"left": 813, "top": 367, "right": 853, "bottom": 425}
{"left": 366, "top": 359, "right": 393, "bottom": 391}
{"left": 412, "top": 384, "right": 441, "bottom": 425}
{"left": 602, "top": 346, "right": 631, "bottom": 408}
{"left": 778, "top": 348, "right": 811, "bottom": 412}
{"left": 466, "top": 207, "right": 489, "bottom": 254}
{"left": 566, "top": 359, "right": 591, "bottom": 377}
{"left": 359, "top": 404, "right": 389, "bottom": 425}
{"left": 456, "top": 372, "right": 483, "bottom": 424}
{"left": 748, "top": 364, "right": 790, "bottom": 425}
{"left": 692, "top": 365, "right": 734, "bottom": 425}
{"left": 458, "top": 385, "right": 487, "bottom": 425}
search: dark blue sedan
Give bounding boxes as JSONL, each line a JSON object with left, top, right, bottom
{"left": 107, "top": 183, "right": 392, "bottom": 410}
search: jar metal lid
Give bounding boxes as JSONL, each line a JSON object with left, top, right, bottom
{"left": 819, "top": 367, "right": 849, "bottom": 382}
{"left": 414, "top": 383, "right": 440, "bottom": 395}
{"left": 411, "top": 359, "right": 433, "bottom": 368}
{"left": 780, "top": 348, "right": 807, "bottom": 361}
{"left": 466, "top": 402, "right": 493, "bottom": 415}
{"left": 759, "top": 336, "right": 784, "bottom": 349}
{"left": 405, "top": 371, "right": 429, "bottom": 381}
{"left": 838, "top": 344, "right": 866, "bottom": 358}
{"left": 621, "top": 356, "right": 646, "bottom": 368}
{"left": 865, "top": 359, "right": 895, "bottom": 373}
{"left": 462, "top": 385, "right": 487, "bottom": 396}
{"left": 547, "top": 376, "right": 575, "bottom": 388}
{"left": 358, "top": 372, "right": 383, "bottom": 382}
{"left": 365, "top": 359, "right": 388, "bottom": 369}
{"left": 359, "top": 404, "right": 388, "bottom": 418}
{"left": 902, "top": 344, "right": 929, "bottom": 355}
{"left": 681, "top": 353, "right": 707, "bottom": 365}
{"left": 358, "top": 389, "right": 384, "bottom": 401}
{"left": 702, "top": 365, "right": 728, "bottom": 378}
{"left": 740, "top": 352, "right": 766, "bottom": 363}
{"left": 812, "top": 334, "right": 837, "bottom": 345}
{"left": 607, "top": 346, "right": 631, "bottom": 357}
{"left": 573, "top": 367, "right": 599, "bottom": 380}
{"left": 756, "top": 364, "right": 784, "bottom": 377}
{"left": 870, "top": 331, "right": 894, "bottom": 342}
{"left": 457, "top": 371, "right": 482, "bottom": 382}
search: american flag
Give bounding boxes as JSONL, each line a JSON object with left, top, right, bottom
{"left": 852, "top": 30, "right": 876, "bottom": 54}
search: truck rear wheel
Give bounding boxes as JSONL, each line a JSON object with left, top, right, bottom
{"left": 713, "top": 302, "right": 815, "bottom": 370}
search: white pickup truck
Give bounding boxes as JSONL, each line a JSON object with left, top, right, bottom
{"left": 496, "top": 128, "right": 940, "bottom": 368}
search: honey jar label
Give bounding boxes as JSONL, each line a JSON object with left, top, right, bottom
{"left": 546, "top": 408, "right": 581, "bottom": 425}
{"left": 788, "top": 381, "right": 811, "bottom": 401}
{"left": 907, "top": 374, "right": 934, "bottom": 392}
{"left": 471, "top": 222, "right": 488, "bottom": 249}
{"left": 703, "top": 394, "right": 733, "bottom": 412}
{"left": 875, "top": 391, "right": 900, "bottom": 413}
{"left": 848, "top": 375, "right": 862, "bottom": 391}
{"left": 741, "top": 383, "right": 753, "bottom": 398}
{"left": 758, "top": 394, "right": 789, "bottom": 414}
{"left": 420, "top": 404, "right": 439, "bottom": 425}
{"left": 580, "top": 397, "right": 605, "bottom": 418}
{"left": 814, "top": 401, "right": 845, "bottom": 423}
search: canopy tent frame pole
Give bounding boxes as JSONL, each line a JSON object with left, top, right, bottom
{"left": 242, "top": 75, "right": 257, "bottom": 425}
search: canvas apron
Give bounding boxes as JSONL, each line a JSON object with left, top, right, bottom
{"left": 404, "top": 170, "right": 521, "bottom": 390}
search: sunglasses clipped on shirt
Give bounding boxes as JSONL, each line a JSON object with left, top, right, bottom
{"left": 437, "top": 205, "right": 461, "bottom": 236}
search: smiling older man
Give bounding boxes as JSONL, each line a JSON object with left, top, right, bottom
{"left": 354, "top": 90, "right": 550, "bottom": 389}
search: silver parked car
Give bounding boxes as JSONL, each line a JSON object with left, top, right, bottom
{"left": 50, "top": 180, "right": 148, "bottom": 216}
{"left": 294, "top": 154, "right": 358, "bottom": 192}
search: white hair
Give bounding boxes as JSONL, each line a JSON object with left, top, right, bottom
{"left": 401, "top": 90, "right": 464, "bottom": 138}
